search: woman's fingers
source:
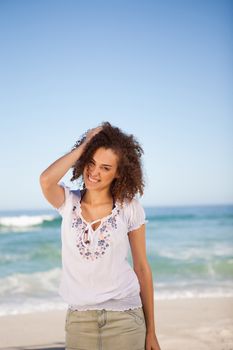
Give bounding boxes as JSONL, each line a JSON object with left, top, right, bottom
{"left": 85, "top": 126, "right": 103, "bottom": 142}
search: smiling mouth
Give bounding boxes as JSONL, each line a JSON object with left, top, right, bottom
{"left": 87, "top": 174, "right": 100, "bottom": 183}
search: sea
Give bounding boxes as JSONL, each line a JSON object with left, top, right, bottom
{"left": 0, "top": 204, "right": 232, "bottom": 316}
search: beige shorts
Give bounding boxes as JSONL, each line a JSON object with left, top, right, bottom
{"left": 65, "top": 307, "right": 146, "bottom": 350}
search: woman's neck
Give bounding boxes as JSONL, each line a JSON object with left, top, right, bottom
{"left": 81, "top": 188, "right": 115, "bottom": 207}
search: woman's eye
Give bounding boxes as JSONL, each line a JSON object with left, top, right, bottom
{"left": 87, "top": 161, "right": 109, "bottom": 171}
{"left": 87, "top": 163, "right": 94, "bottom": 169}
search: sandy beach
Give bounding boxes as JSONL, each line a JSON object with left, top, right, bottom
{"left": 0, "top": 296, "right": 232, "bottom": 350}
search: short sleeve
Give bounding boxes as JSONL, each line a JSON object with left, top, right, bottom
{"left": 127, "top": 198, "right": 148, "bottom": 232}
{"left": 54, "top": 181, "right": 72, "bottom": 217}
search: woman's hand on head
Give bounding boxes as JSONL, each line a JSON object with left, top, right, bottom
{"left": 84, "top": 126, "right": 103, "bottom": 144}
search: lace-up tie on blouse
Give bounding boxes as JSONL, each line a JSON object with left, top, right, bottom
{"left": 79, "top": 189, "right": 116, "bottom": 248}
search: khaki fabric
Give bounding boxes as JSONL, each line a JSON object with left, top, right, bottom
{"left": 65, "top": 307, "right": 146, "bottom": 350}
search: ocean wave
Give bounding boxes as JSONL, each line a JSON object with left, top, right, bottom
{"left": 146, "top": 205, "right": 233, "bottom": 222}
{"left": 0, "top": 268, "right": 62, "bottom": 296}
{"left": 0, "top": 214, "right": 60, "bottom": 231}
{"left": 154, "top": 279, "right": 233, "bottom": 299}
{"left": 0, "top": 279, "right": 233, "bottom": 316}
{"left": 157, "top": 244, "right": 233, "bottom": 260}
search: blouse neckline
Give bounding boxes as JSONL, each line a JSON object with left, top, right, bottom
{"left": 77, "top": 189, "right": 120, "bottom": 232}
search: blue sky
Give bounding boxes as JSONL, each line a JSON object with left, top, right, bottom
{"left": 0, "top": 0, "right": 232, "bottom": 210}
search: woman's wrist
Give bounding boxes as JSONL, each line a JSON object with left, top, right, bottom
{"left": 146, "top": 323, "right": 158, "bottom": 335}
{"left": 70, "top": 142, "right": 86, "bottom": 161}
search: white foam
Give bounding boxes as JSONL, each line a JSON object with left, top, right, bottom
{"left": 0, "top": 299, "right": 67, "bottom": 316}
{"left": 0, "top": 253, "right": 29, "bottom": 263}
{"left": 0, "top": 214, "right": 55, "bottom": 229}
{"left": 0, "top": 271, "right": 233, "bottom": 315}
{"left": 154, "top": 290, "right": 233, "bottom": 300}
{"left": 157, "top": 243, "right": 233, "bottom": 260}
{"left": 153, "top": 280, "right": 233, "bottom": 300}
{"left": 0, "top": 288, "right": 233, "bottom": 316}
{"left": 0, "top": 268, "right": 62, "bottom": 296}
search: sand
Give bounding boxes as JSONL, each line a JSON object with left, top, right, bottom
{"left": 0, "top": 296, "right": 232, "bottom": 350}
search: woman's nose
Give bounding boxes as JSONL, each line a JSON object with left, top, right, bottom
{"left": 90, "top": 166, "right": 100, "bottom": 176}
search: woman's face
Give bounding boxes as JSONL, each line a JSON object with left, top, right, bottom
{"left": 83, "top": 147, "right": 120, "bottom": 191}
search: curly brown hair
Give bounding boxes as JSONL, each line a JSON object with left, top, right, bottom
{"left": 70, "top": 121, "right": 146, "bottom": 206}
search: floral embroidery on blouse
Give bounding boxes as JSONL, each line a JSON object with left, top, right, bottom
{"left": 71, "top": 204, "right": 120, "bottom": 261}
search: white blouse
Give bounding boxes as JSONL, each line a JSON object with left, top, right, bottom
{"left": 55, "top": 181, "right": 148, "bottom": 311}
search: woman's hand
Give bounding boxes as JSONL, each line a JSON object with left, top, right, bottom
{"left": 84, "top": 126, "right": 103, "bottom": 144}
{"left": 73, "top": 126, "right": 103, "bottom": 151}
{"left": 145, "top": 331, "right": 161, "bottom": 350}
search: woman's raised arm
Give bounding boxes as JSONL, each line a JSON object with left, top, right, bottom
{"left": 39, "top": 144, "right": 85, "bottom": 209}
{"left": 39, "top": 126, "right": 103, "bottom": 209}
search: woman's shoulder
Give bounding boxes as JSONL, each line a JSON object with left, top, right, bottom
{"left": 118, "top": 196, "right": 144, "bottom": 215}
{"left": 69, "top": 188, "right": 83, "bottom": 203}
{"left": 59, "top": 182, "right": 82, "bottom": 202}
{"left": 71, "top": 188, "right": 82, "bottom": 197}
{"left": 119, "top": 196, "right": 147, "bottom": 231}
{"left": 122, "top": 196, "right": 142, "bottom": 207}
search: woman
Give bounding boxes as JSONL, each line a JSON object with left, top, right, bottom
{"left": 39, "top": 121, "right": 161, "bottom": 350}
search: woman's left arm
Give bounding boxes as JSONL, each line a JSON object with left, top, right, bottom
{"left": 128, "top": 224, "right": 162, "bottom": 350}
